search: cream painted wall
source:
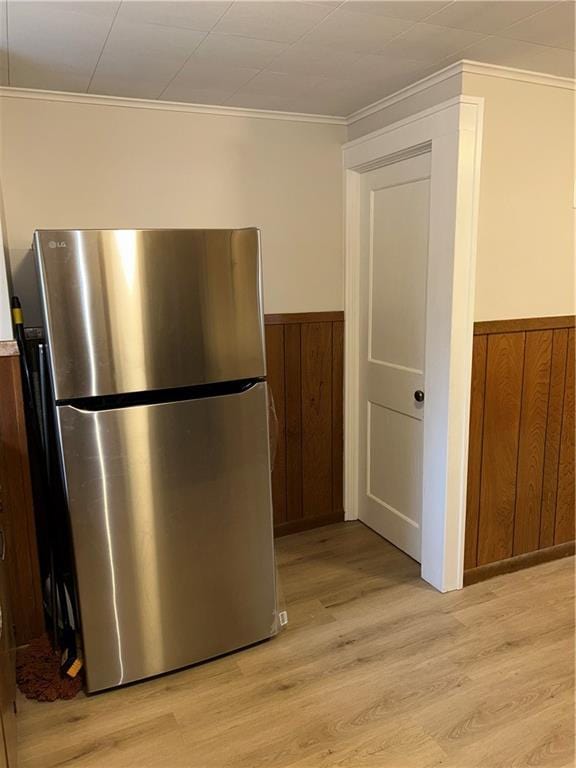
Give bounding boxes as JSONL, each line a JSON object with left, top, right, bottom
{"left": 462, "top": 72, "right": 575, "bottom": 321}
{"left": 0, "top": 95, "right": 345, "bottom": 326}
{"left": 2, "top": 71, "right": 573, "bottom": 328}
{"left": 348, "top": 69, "right": 575, "bottom": 322}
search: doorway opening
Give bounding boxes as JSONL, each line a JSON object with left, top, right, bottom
{"left": 343, "top": 96, "right": 484, "bottom": 592}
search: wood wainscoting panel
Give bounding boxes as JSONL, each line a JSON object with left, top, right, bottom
{"left": 264, "top": 324, "right": 287, "bottom": 527}
{"left": 332, "top": 321, "right": 344, "bottom": 519}
{"left": 265, "top": 312, "right": 344, "bottom": 536}
{"left": 284, "top": 324, "right": 303, "bottom": 524}
{"left": 555, "top": 328, "right": 575, "bottom": 545}
{"left": 540, "top": 329, "right": 569, "bottom": 548}
{"left": 465, "top": 316, "right": 575, "bottom": 581}
{"left": 301, "top": 322, "right": 333, "bottom": 519}
{"left": 477, "top": 332, "right": 525, "bottom": 565}
{"left": 513, "top": 330, "right": 553, "bottom": 556}
{"left": 464, "top": 334, "right": 487, "bottom": 570}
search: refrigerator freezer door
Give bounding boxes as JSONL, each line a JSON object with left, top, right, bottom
{"left": 35, "top": 228, "right": 265, "bottom": 401}
{"left": 57, "top": 382, "right": 276, "bottom": 692}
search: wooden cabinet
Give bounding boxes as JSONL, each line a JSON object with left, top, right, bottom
{"left": 0, "top": 348, "right": 43, "bottom": 645}
{"left": 0, "top": 541, "right": 16, "bottom": 768}
{"left": 0, "top": 719, "right": 8, "bottom": 768}
{"left": 0, "top": 344, "right": 32, "bottom": 767}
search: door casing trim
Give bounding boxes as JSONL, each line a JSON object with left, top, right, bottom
{"left": 343, "top": 95, "right": 484, "bottom": 592}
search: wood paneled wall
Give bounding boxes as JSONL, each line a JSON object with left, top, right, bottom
{"left": 0, "top": 349, "right": 44, "bottom": 645}
{"left": 465, "top": 316, "right": 575, "bottom": 578}
{"left": 265, "top": 312, "right": 344, "bottom": 537}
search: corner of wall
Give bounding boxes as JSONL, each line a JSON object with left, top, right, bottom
{"left": 346, "top": 69, "right": 464, "bottom": 142}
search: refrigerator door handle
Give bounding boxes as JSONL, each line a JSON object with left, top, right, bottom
{"left": 59, "top": 378, "right": 266, "bottom": 413}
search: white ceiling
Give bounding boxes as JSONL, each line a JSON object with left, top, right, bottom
{"left": 0, "top": 0, "right": 574, "bottom": 116}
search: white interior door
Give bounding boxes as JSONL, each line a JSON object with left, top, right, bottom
{"left": 358, "top": 152, "right": 431, "bottom": 562}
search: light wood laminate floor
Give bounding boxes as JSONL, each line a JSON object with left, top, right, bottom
{"left": 17, "top": 522, "right": 575, "bottom": 768}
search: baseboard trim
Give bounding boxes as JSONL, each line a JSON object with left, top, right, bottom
{"left": 274, "top": 512, "right": 344, "bottom": 538}
{"left": 464, "top": 541, "right": 575, "bottom": 585}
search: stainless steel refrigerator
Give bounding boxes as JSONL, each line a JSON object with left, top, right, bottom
{"left": 34, "top": 228, "right": 277, "bottom": 693}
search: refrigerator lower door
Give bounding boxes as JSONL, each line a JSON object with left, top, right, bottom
{"left": 57, "top": 382, "right": 277, "bottom": 693}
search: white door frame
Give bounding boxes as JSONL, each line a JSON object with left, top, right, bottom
{"left": 343, "top": 95, "right": 484, "bottom": 593}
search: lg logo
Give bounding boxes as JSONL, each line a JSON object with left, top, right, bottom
{"left": 48, "top": 240, "right": 67, "bottom": 249}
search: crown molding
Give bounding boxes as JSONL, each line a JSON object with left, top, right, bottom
{"left": 460, "top": 59, "right": 576, "bottom": 91}
{"left": 346, "top": 59, "right": 575, "bottom": 126}
{"left": 0, "top": 60, "right": 573, "bottom": 128}
{"left": 0, "top": 85, "right": 348, "bottom": 126}
{"left": 343, "top": 95, "right": 483, "bottom": 153}
{"left": 346, "top": 61, "right": 464, "bottom": 125}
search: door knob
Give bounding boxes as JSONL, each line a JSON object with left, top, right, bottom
{"left": 414, "top": 390, "right": 425, "bottom": 403}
